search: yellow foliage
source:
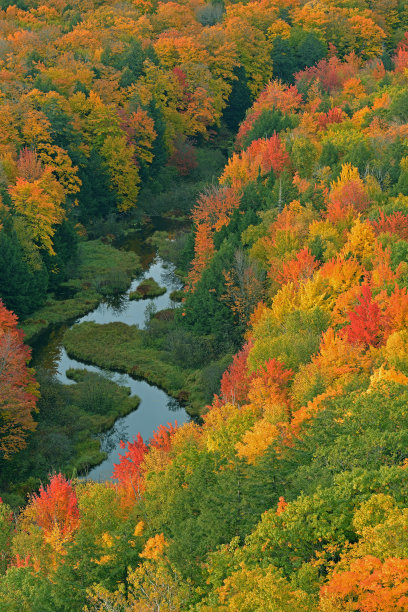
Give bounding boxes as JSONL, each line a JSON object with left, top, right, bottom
{"left": 384, "top": 330, "right": 408, "bottom": 371}
{"left": 134, "top": 521, "right": 144, "bottom": 537}
{"left": 267, "top": 19, "right": 291, "bottom": 40}
{"left": 140, "top": 533, "right": 168, "bottom": 560}
{"left": 92, "top": 554, "right": 113, "bottom": 566}
{"left": 270, "top": 282, "right": 298, "bottom": 323}
{"left": 341, "top": 217, "right": 376, "bottom": 266}
{"left": 235, "top": 419, "right": 278, "bottom": 464}
{"left": 368, "top": 364, "right": 408, "bottom": 391}
{"left": 214, "top": 564, "right": 311, "bottom": 610}
{"left": 203, "top": 403, "right": 258, "bottom": 458}
{"left": 330, "top": 163, "right": 361, "bottom": 192}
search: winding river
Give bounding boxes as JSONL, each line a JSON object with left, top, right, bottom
{"left": 32, "top": 220, "right": 191, "bottom": 481}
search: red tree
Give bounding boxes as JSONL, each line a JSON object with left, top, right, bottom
{"left": 150, "top": 422, "right": 178, "bottom": 452}
{"left": 0, "top": 301, "right": 38, "bottom": 458}
{"left": 217, "top": 340, "right": 255, "bottom": 406}
{"left": 370, "top": 211, "right": 408, "bottom": 241}
{"left": 31, "top": 474, "right": 80, "bottom": 539}
{"left": 113, "top": 433, "right": 148, "bottom": 493}
{"left": 345, "top": 284, "right": 386, "bottom": 348}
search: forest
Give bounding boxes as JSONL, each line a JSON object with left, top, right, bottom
{"left": 1, "top": 0, "right": 408, "bottom": 608}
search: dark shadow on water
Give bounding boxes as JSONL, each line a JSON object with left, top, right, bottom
{"left": 167, "top": 396, "right": 183, "bottom": 412}
{"left": 98, "top": 422, "right": 129, "bottom": 454}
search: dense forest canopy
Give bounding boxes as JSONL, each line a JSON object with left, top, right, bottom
{"left": 1, "top": 0, "right": 408, "bottom": 608}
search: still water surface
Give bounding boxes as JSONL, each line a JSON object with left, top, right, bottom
{"left": 32, "top": 220, "right": 190, "bottom": 481}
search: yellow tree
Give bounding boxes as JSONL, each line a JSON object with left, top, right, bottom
{"left": 8, "top": 166, "right": 65, "bottom": 255}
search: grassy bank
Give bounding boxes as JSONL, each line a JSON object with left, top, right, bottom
{"left": 63, "top": 321, "right": 211, "bottom": 414}
{"left": 0, "top": 369, "right": 140, "bottom": 507}
{"left": 21, "top": 240, "right": 141, "bottom": 344}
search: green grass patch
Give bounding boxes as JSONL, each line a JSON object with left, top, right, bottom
{"left": 21, "top": 240, "right": 141, "bottom": 344}
{"left": 63, "top": 321, "right": 206, "bottom": 414}
{"left": 169, "top": 289, "right": 185, "bottom": 302}
{"left": 129, "top": 277, "right": 166, "bottom": 300}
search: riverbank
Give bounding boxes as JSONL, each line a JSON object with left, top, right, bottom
{"left": 21, "top": 240, "right": 142, "bottom": 345}
{"left": 63, "top": 321, "right": 207, "bottom": 415}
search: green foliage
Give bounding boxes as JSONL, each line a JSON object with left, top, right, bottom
{"left": 249, "top": 308, "right": 330, "bottom": 371}
{"left": 180, "top": 240, "right": 238, "bottom": 340}
{"left": 222, "top": 66, "right": 252, "bottom": 132}
{"left": 242, "top": 108, "right": 297, "bottom": 149}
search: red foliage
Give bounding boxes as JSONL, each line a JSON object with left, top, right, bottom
{"left": 0, "top": 300, "right": 38, "bottom": 458}
{"left": 149, "top": 422, "right": 178, "bottom": 453}
{"left": 370, "top": 210, "right": 408, "bottom": 240}
{"left": 113, "top": 433, "right": 148, "bottom": 491}
{"left": 258, "top": 358, "right": 293, "bottom": 393}
{"left": 168, "top": 139, "right": 198, "bottom": 176}
{"left": 31, "top": 474, "right": 80, "bottom": 538}
{"left": 173, "top": 66, "right": 191, "bottom": 102}
{"left": 345, "top": 284, "right": 386, "bottom": 348}
{"left": 16, "top": 148, "right": 43, "bottom": 181}
{"left": 317, "top": 107, "right": 347, "bottom": 130}
{"left": 276, "top": 248, "right": 318, "bottom": 286}
{"left": 394, "top": 33, "right": 408, "bottom": 73}
{"left": 296, "top": 53, "right": 360, "bottom": 93}
{"left": 217, "top": 340, "right": 255, "bottom": 405}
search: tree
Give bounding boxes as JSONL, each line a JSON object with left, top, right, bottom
{"left": 216, "top": 340, "right": 255, "bottom": 406}
{"left": 112, "top": 433, "right": 148, "bottom": 497}
{"left": 0, "top": 301, "right": 38, "bottom": 458}
{"left": 276, "top": 247, "right": 318, "bottom": 286}
{"left": 0, "top": 214, "right": 48, "bottom": 316}
{"left": 8, "top": 166, "right": 65, "bottom": 255}
{"left": 345, "top": 284, "right": 386, "bottom": 348}
{"left": 30, "top": 474, "right": 80, "bottom": 547}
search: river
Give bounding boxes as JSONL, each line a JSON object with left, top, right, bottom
{"left": 31, "top": 219, "right": 191, "bottom": 481}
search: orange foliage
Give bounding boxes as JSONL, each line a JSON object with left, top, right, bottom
{"left": 31, "top": 474, "right": 80, "bottom": 542}
{"left": 320, "top": 556, "right": 408, "bottom": 611}
{"left": 276, "top": 247, "right": 318, "bottom": 286}
{"left": 221, "top": 134, "right": 290, "bottom": 190}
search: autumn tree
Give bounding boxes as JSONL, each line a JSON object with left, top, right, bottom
{"left": 345, "top": 284, "right": 386, "bottom": 348}
{"left": 0, "top": 301, "right": 38, "bottom": 458}
{"left": 30, "top": 474, "right": 80, "bottom": 546}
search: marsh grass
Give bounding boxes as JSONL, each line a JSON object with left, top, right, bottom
{"left": 63, "top": 321, "right": 207, "bottom": 414}
{"left": 22, "top": 240, "right": 141, "bottom": 343}
{"left": 129, "top": 277, "right": 166, "bottom": 300}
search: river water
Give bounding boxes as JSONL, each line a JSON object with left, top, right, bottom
{"left": 31, "top": 220, "right": 190, "bottom": 481}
